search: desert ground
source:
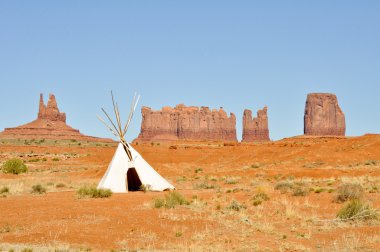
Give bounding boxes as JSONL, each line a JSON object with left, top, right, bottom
{"left": 0, "top": 135, "right": 379, "bottom": 251}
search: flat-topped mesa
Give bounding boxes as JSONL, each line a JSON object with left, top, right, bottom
{"left": 242, "top": 107, "right": 270, "bottom": 142}
{"left": 304, "top": 93, "right": 346, "bottom": 136}
{"left": 137, "top": 104, "right": 237, "bottom": 142}
{"left": 38, "top": 94, "right": 66, "bottom": 122}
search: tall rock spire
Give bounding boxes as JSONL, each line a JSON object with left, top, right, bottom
{"left": 37, "top": 93, "right": 66, "bottom": 122}
{"left": 38, "top": 93, "right": 45, "bottom": 119}
{"left": 242, "top": 107, "right": 270, "bottom": 142}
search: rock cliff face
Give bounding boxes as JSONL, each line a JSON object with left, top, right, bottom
{"left": 0, "top": 93, "right": 112, "bottom": 142}
{"left": 136, "top": 104, "right": 237, "bottom": 142}
{"left": 304, "top": 93, "right": 346, "bottom": 136}
{"left": 242, "top": 107, "right": 270, "bottom": 142}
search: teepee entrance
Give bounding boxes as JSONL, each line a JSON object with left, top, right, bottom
{"left": 96, "top": 92, "right": 175, "bottom": 193}
{"left": 126, "top": 168, "right": 142, "bottom": 191}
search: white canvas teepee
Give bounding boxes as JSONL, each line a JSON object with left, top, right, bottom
{"left": 97, "top": 92, "right": 175, "bottom": 193}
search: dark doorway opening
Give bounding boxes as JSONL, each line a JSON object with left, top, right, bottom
{"left": 126, "top": 168, "right": 142, "bottom": 191}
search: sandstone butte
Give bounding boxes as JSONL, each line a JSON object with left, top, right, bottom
{"left": 242, "top": 107, "right": 270, "bottom": 142}
{"left": 135, "top": 104, "right": 237, "bottom": 142}
{"left": 304, "top": 93, "right": 346, "bottom": 136}
{"left": 0, "top": 93, "right": 112, "bottom": 142}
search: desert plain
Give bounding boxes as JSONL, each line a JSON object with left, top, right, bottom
{"left": 0, "top": 135, "right": 379, "bottom": 251}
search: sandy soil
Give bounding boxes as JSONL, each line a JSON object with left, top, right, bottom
{"left": 0, "top": 135, "right": 379, "bottom": 251}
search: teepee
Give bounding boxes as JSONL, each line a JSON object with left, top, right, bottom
{"left": 97, "top": 92, "right": 175, "bottom": 193}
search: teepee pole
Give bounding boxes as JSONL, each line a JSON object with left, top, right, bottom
{"left": 123, "top": 93, "right": 136, "bottom": 135}
{"left": 101, "top": 108, "right": 120, "bottom": 136}
{"left": 123, "top": 94, "right": 140, "bottom": 136}
{"left": 97, "top": 115, "right": 120, "bottom": 138}
{"left": 121, "top": 139, "right": 133, "bottom": 161}
{"left": 111, "top": 91, "right": 123, "bottom": 136}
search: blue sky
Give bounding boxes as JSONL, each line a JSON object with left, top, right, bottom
{"left": 0, "top": 1, "right": 379, "bottom": 141}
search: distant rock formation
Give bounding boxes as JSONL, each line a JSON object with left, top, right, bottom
{"left": 242, "top": 107, "right": 270, "bottom": 142}
{"left": 38, "top": 94, "right": 66, "bottom": 122}
{"left": 0, "top": 93, "right": 112, "bottom": 142}
{"left": 304, "top": 93, "right": 346, "bottom": 136}
{"left": 136, "top": 104, "right": 237, "bottom": 142}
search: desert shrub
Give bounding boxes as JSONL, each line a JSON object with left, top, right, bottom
{"left": 251, "top": 163, "right": 260, "bottom": 169}
{"left": 0, "top": 186, "right": 9, "bottom": 194}
{"left": 28, "top": 158, "right": 40, "bottom": 162}
{"left": 337, "top": 200, "right": 378, "bottom": 221}
{"left": 175, "top": 231, "right": 183, "bottom": 237}
{"left": 292, "top": 186, "right": 309, "bottom": 196}
{"left": 227, "top": 200, "right": 246, "bottom": 211}
{"left": 77, "top": 186, "right": 112, "bottom": 198}
{"left": 252, "top": 192, "right": 270, "bottom": 206}
{"left": 165, "top": 191, "right": 189, "bottom": 208}
{"left": 1, "top": 158, "right": 27, "bottom": 174}
{"left": 193, "top": 181, "right": 216, "bottom": 190}
{"left": 153, "top": 191, "right": 189, "bottom": 209}
{"left": 139, "top": 184, "right": 152, "bottom": 193}
{"left": 364, "top": 160, "right": 378, "bottom": 166}
{"left": 52, "top": 157, "right": 60, "bottom": 161}
{"left": 56, "top": 183, "right": 66, "bottom": 188}
{"left": 274, "top": 181, "right": 293, "bottom": 193}
{"left": 335, "top": 183, "right": 364, "bottom": 203}
{"left": 303, "top": 162, "right": 324, "bottom": 168}
{"left": 31, "top": 184, "right": 46, "bottom": 194}
{"left": 154, "top": 198, "right": 165, "bottom": 208}
{"left": 194, "top": 168, "right": 203, "bottom": 173}
{"left": 225, "top": 177, "right": 238, "bottom": 185}
{"left": 314, "top": 187, "right": 325, "bottom": 194}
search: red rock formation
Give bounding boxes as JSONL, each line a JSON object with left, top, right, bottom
{"left": 242, "top": 107, "right": 270, "bottom": 142}
{"left": 136, "top": 104, "right": 237, "bottom": 142}
{"left": 304, "top": 93, "right": 346, "bottom": 136}
{"left": 38, "top": 94, "right": 66, "bottom": 122}
{"left": 0, "top": 93, "right": 112, "bottom": 142}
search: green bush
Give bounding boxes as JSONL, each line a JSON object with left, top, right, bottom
{"left": 314, "top": 187, "right": 326, "bottom": 194}
{"left": 252, "top": 192, "right": 270, "bottom": 206}
{"left": 139, "top": 184, "right": 152, "bottom": 193}
{"left": 31, "top": 184, "right": 46, "bottom": 194}
{"left": 154, "top": 198, "right": 165, "bottom": 208}
{"left": 175, "top": 231, "right": 182, "bottom": 237}
{"left": 56, "top": 183, "right": 66, "bottom": 188}
{"left": 227, "top": 200, "right": 246, "bottom": 211}
{"left": 165, "top": 191, "right": 189, "bottom": 208}
{"left": 292, "top": 186, "right": 309, "bottom": 196}
{"left": 193, "top": 181, "right": 216, "bottom": 190}
{"left": 0, "top": 186, "right": 9, "bottom": 194}
{"left": 337, "top": 200, "right": 378, "bottom": 221}
{"left": 1, "top": 159, "right": 27, "bottom": 174}
{"left": 77, "top": 186, "right": 112, "bottom": 198}
{"left": 335, "top": 183, "right": 363, "bottom": 203}
{"left": 225, "top": 177, "right": 238, "bottom": 185}
{"left": 194, "top": 168, "right": 203, "bottom": 173}
{"left": 364, "top": 160, "right": 378, "bottom": 166}
{"left": 274, "top": 181, "right": 293, "bottom": 193}
{"left": 153, "top": 191, "right": 189, "bottom": 209}
{"left": 250, "top": 163, "right": 261, "bottom": 169}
